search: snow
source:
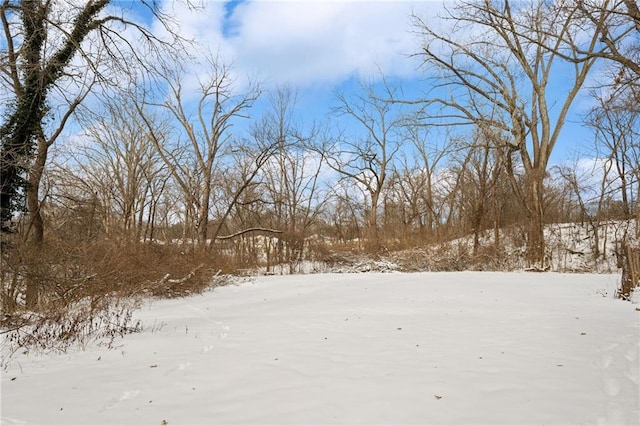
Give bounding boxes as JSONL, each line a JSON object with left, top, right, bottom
{"left": 2, "top": 272, "right": 639, "bottom": 425}
{"left": 387, "top": 220, "right": 638, "bottom": 274}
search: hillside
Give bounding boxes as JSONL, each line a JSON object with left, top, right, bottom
{"left": 260, "top": 221, "right": 638, "bottom": 283}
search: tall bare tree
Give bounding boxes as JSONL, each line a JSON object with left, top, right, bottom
{"left": 0, "top": 0, "right": 178, "bottom": 307}
{"left": 412, "top": 0, "right": 612, "bottom": 265}
{"left": 454, "top": 128, "right": 507, "bottom": 255}
{"left": 0, "top": 0, "right": 177, "bottom": 242}
{"left": 385, "top": 123, "right": 450, "bottom": 243}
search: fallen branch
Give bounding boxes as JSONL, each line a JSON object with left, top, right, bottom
{"left": 566, "top": 248, "right": 584, "bottom": 255}
{"left": 216, "top": 227, "right": 283, "bottom": 241}
{"left": 524, "top": 265, "right": 551, "bottom": 272}
{"left": 159, "top": 264, "right": 204, "bottom": 285}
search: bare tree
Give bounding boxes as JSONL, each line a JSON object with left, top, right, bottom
{"left": 555, "top": 160, "right": 614, "bottom": 260}
{"left": 259, "top": 87, "right": 327, "bottom": 271}
{"left": 454, "top": 128, "right": 507, "bottom": 255}
{"left": 385, "top": 123, "right": 450, "bottom": 243}
{"left": 327, "top": 181, "right": 366, "bottom": 246}
{"left": 587, "top": 88, "right": 639, "bottom": 226}
{"left": 0, "top": 0, "right": 179, "bottom": 307}
{"left": 412, "top": 0, "right": 611, "bottom": 265}
{"left": 72, "top": 94, "right": 170, "bottom": 241}
{"left": 324, "top": 79, "right": 409, "bottom": 248}
{"left": 0, "top": 0, "right": 178, "bottom": 241}
{"left": 209, "top": 139, "right": 279, "bottom": 246}
{"left": 139, "top": 53, "right": 259, "bottom": 247}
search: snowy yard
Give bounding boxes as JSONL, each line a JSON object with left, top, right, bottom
{"left": 2, "top": 272, "right": 639, "bottom": 425}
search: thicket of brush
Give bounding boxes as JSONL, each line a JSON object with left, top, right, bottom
{"left": 0, "top": 214, "right": 239, "bottom": 355}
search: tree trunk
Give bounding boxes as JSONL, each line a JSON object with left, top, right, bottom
{"left": 197, "top": 207, "right": 209, "bottom": 247}
{"left": 636, "top": 177, "right": 640, "bottom": 239}
{"left": 367, "top": 191, "right": 380, "bottom": 248}
{"left": 619, "top": 172, "right": 631, "bottom": 219}
{"left": 636, "top": 182, "right": 640, "bottom": 239}
{"left": 24, "top": 134, "right": 49, "bottom": 309}
{"left": 492, "top": 183, "right": 501, "bottom": 251}
{"left": 197, "top": 179, "right": 212, "bottom": 247}
{"left": 26, "top": 144, "right": 45, "bottom": 245}
{"left": 526, "top": 172, "right": 546, "bottom": 266}
{"left": 472, "top": 214, "right": 481, "bottom": 256}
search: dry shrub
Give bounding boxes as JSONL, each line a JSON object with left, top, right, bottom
{"left": 1, "top": 235, "right": 220, "bottom": 313}
{"left": 305, "top": 237, "right": 334, "bottom": 263}
{"left": 469, "top": 245, "right": 513, "bottom": 271}
{"left": 390, "top": 242, "right": 470, "bottom": 272}
{"left": 1, "top": 230, "right": 230, "bottom": 353}
{"left": 390, "top": 240, "right": 515, "bottom": 272}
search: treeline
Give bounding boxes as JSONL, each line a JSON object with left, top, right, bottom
{"left": 1, "top": 0, "right": 639, "bottom": 314}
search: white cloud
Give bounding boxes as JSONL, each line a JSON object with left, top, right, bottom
{"left": 156, "top": 0, "right": 227, "bottom": 45}
{"left": 227, "top": 1, "right": 427, "bottom": 86}
{"left": 156, "top": 0, "right": 437, "bottom": 89}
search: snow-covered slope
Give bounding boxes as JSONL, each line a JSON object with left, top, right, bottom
{"left": 545, "top": 220, "right": 636, "bottom": 272}
{"left": 2, "top": 272, "right": 638, "bottom": 425}
{"left": 387, "top": 220, "right": 638, "bottom": 273}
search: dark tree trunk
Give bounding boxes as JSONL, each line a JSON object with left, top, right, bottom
{"left": 1, "top": 1, "right": 111, "bottom": 308}
{"left": 526, "top": 173, "right": 546, "bottom": 266}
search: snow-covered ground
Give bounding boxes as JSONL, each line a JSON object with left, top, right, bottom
{"left": 2, "top": 272, "right": 639, "bottom": 425}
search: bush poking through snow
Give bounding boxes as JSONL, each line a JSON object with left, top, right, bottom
{"left": 1, "top": 297, "right": 142, "bottom": 358}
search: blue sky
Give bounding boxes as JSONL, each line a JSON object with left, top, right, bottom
{"left": 125, "top": 0, "right": 598, "bottom": 165}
